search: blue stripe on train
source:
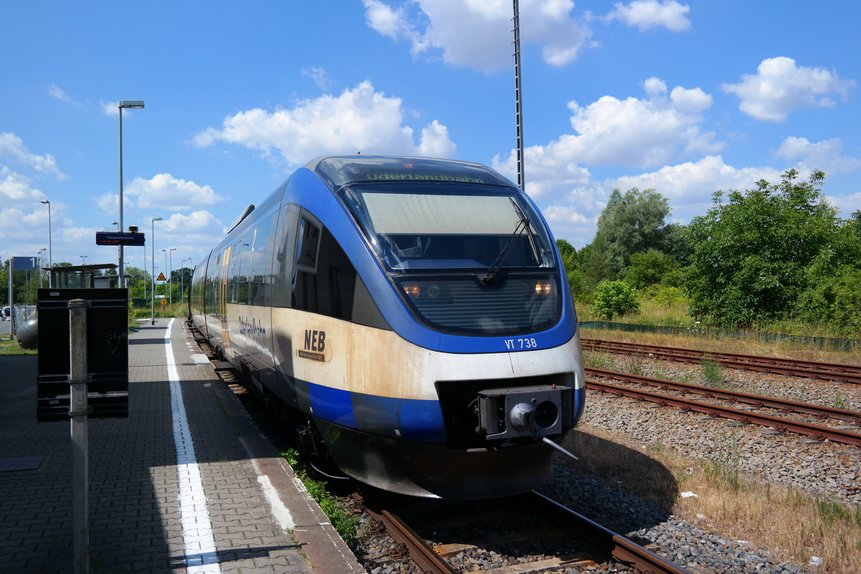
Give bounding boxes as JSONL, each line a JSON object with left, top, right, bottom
{"left": 308, "top": 383, "right": 447, "bottom": 443}
{"left": 307, "top": 381, "right": 586, "bottom": 444}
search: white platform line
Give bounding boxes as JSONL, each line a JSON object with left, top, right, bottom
{"left": 165, "top": 318, "right": 222, "bottom": 573}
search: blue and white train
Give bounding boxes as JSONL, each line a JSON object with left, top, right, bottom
{"left": 189, "top": 156, "right": 585, "bottom": 499}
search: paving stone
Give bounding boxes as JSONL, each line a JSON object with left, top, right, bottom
{"left": 0, "top": 318, "right": 360, "bottom": 573}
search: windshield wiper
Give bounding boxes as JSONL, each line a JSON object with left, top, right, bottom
{"left": 481, "top": 199, "right": 541, "bottom": 285}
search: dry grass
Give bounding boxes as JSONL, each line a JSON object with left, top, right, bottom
{"left": 567, "top": 425, "right": 861, "bottom": 573}
{"left": 581, "top": 327, "right": 861, "bottom": 366}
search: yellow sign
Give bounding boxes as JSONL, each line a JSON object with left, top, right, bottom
{"left": 161, "top": 299, "right": 168, "bottom": 306}
{"left": 156, "top": 272, "right": 167, "bottom": 282}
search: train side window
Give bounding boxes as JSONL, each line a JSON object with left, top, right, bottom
{"left": 295, "top": 216, "right": 321, "bottom": 272}
{"left": 292, "top": 223, "right": 357, "bottom": 320}
{"left": 249, "top": 211, "right": 277, "bottom": 307}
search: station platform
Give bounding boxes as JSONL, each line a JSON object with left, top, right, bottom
{"left": 0, "top": 317, "right": 364, "bottom": 573}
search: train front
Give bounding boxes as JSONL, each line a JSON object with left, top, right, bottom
{"left": 313, "top": 157, "right": 585, "bottom": 499}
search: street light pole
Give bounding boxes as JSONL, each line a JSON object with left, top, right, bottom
{"left": 40, "top": 200, "right": 52, "bottom": 287}
{"left": 118, "top": 100, "right": 145, "bottom": 289}
{"left": 168, "top": 248, "right": 176, "bottom": 305}
{"left": 150, "top": 217, "right": 162, "bottom": 325}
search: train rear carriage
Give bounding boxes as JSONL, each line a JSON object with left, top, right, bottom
{"left": 190, "top": 156, "right": 585, "bottom": 499}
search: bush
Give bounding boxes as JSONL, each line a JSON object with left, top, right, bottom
{"left": 593, "top": 280, "right": 639, "bottom": 320}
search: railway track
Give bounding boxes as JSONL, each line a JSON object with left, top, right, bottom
{"left": 585, "top": 368, "right": 861, "bottom": 448}
{"left": 362, "top": 491, "right": 690, "bottom": 574}
{"left": 582, "top": 338, "right": 861, "bottom": 385}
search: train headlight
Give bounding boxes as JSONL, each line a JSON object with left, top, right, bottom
{"left": 534, "top": 280, "right": 552, "bottom": 296}
{"left": 402, "top": 282, "right": 421, "bottom": 297}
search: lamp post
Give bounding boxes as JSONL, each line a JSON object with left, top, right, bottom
{"left": 150, "top": 216, "right": 162, "bottom": 325}
{"left": 80, "top": 255, "right": 87, "bottom": 266}
{"left": 118, "top": 99, "right": 145, "bottom": 289}
{"left": 40, "top": 200, "right": 52, "bottom": 287}
{"left": 168, "top": 248, "right": 176, "bottom": 305}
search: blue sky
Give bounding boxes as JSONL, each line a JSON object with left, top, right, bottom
{"left": 2, "top": 0, "right": 860, "bottom": 276}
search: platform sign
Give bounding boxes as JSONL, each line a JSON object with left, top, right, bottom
{"left": 36, "top": 288, "right": 129, "bottom": 421}
{"left": 12, "top": 256, "right": 38, "bottom": 271}
{"left": 95, "top": 231, "right": 145, "bottom": 246}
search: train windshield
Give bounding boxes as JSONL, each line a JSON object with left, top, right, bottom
{"left": 340, "top": 184, "right": 556, "bottom": 272}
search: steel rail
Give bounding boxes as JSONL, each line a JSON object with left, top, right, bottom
{"left": 586, "top": 379, "right": 861, "bottom": 448}
{"left": 582, "top": 339, "right": 861, "bottom": 384}
{"left": 363, "top": 504, "right": 457, "bottom": 574}
{"left": 530, "top": 491, "right": 691, "bottom": 574}
{"left": 586, "top": 367, "right": 861, "bottom": 425}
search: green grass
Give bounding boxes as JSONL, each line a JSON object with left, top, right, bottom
{"left": 280, "top": 449, "right": 358, "bottom": 543}
{"left": 0, "top": 338, "right": 37, "bottom": 355}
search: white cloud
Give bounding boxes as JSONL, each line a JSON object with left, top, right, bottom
{"left": 302, "top": 67, "right": 333, "bottom": 91}
{"left": 605, "top": 155, "right": 781, "bottom": 218}
{"left": 363, "top": 0, "right": 591, "bottom": 72}
{"left": 0, "top": 132, "right": 66, "bottom": 179}
{"left": 162, "top": 210, "right": 226, "bottom": 235}
{"left": 827, "top": 192, "right": 861, "bottom": 218}
{"left": 193, "top": 81, "right": 456, "bottom": 164}
{"left": 96, "top": 174, "right": 223, "bottom": 218}
{"left": 722, "top": 57, "right": 855, "bottom": 122}
{"left": 775, "top": 136, "right": 861, "bottom": 175}
{"left": 156, "top": 211, "right": 229, "bottom": 263}
{"left": 607, "top": 0, "right": 691, "bottom": 32}
{"left": 101, "top": 101, "right": 119, "bottom": 116}
{"left": 125, "top": 173, "right": 225, "bottom": 211}
{"left": 0, "top": 167, "right": 48, "bottom": 204}
{"left": 363, "top": 0, "right": 411, "bottom": 39}
{"left": 48, "top": 84, "right": 78, "bottom": 105}
{"left": 492, "top": 77, "right": 720, "bottom": 193}
{"left": 417, "top": 120, "right": 457, "bottom": 157}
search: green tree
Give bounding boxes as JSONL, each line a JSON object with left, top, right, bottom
{"left": 794, "top": 210, "right": 861, "bottom": 331}
{"left": 593, "top": 280, "right": 639, "bottom": 320}
{"left": 685, "top": 169, "right": 838, "bottom": 327}
{"left": 556, "top": 239, "right": 588, "bottom": 298}
{"left": 576, "top": 187, "right": 672, "bottom": 292}
{"left": 625, "top": 248, "right": 680, "bottom": 289}
{"left": 595, "top": 187, "right": 671, "bottom": 275}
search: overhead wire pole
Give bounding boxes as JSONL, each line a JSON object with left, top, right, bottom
{"left": 513, "top": 0, "right": 525, "bottom": 190}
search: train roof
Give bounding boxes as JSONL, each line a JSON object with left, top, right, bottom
{"left": 308, "top": 156, "right": 513, "bottom": 190}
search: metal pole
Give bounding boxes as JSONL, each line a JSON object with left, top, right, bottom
{"left": 143, "top": 239, "right": 147, "bottom": 302}
{"left": 118, "top": 107, "right": 125, "bottom": 288}
{"left": 69, "top": 299, "right": 90, "bottom": 574}
{"left": 513, "top": 0, "right": 525, "bottom": 190}
{"left": 168, "top": 248, "right": 175, "bottom": 306}
{"left": 151, "top": 217, "right": 161, "bottom": 325}
{"left": 41, "top": 200, "right": 53, "bottom": 287}
{"left": 151, "top": 220, "right": 156, "bottom": 324}
{"left": 6, "top": 259, "right": 12, "bottom": 341}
